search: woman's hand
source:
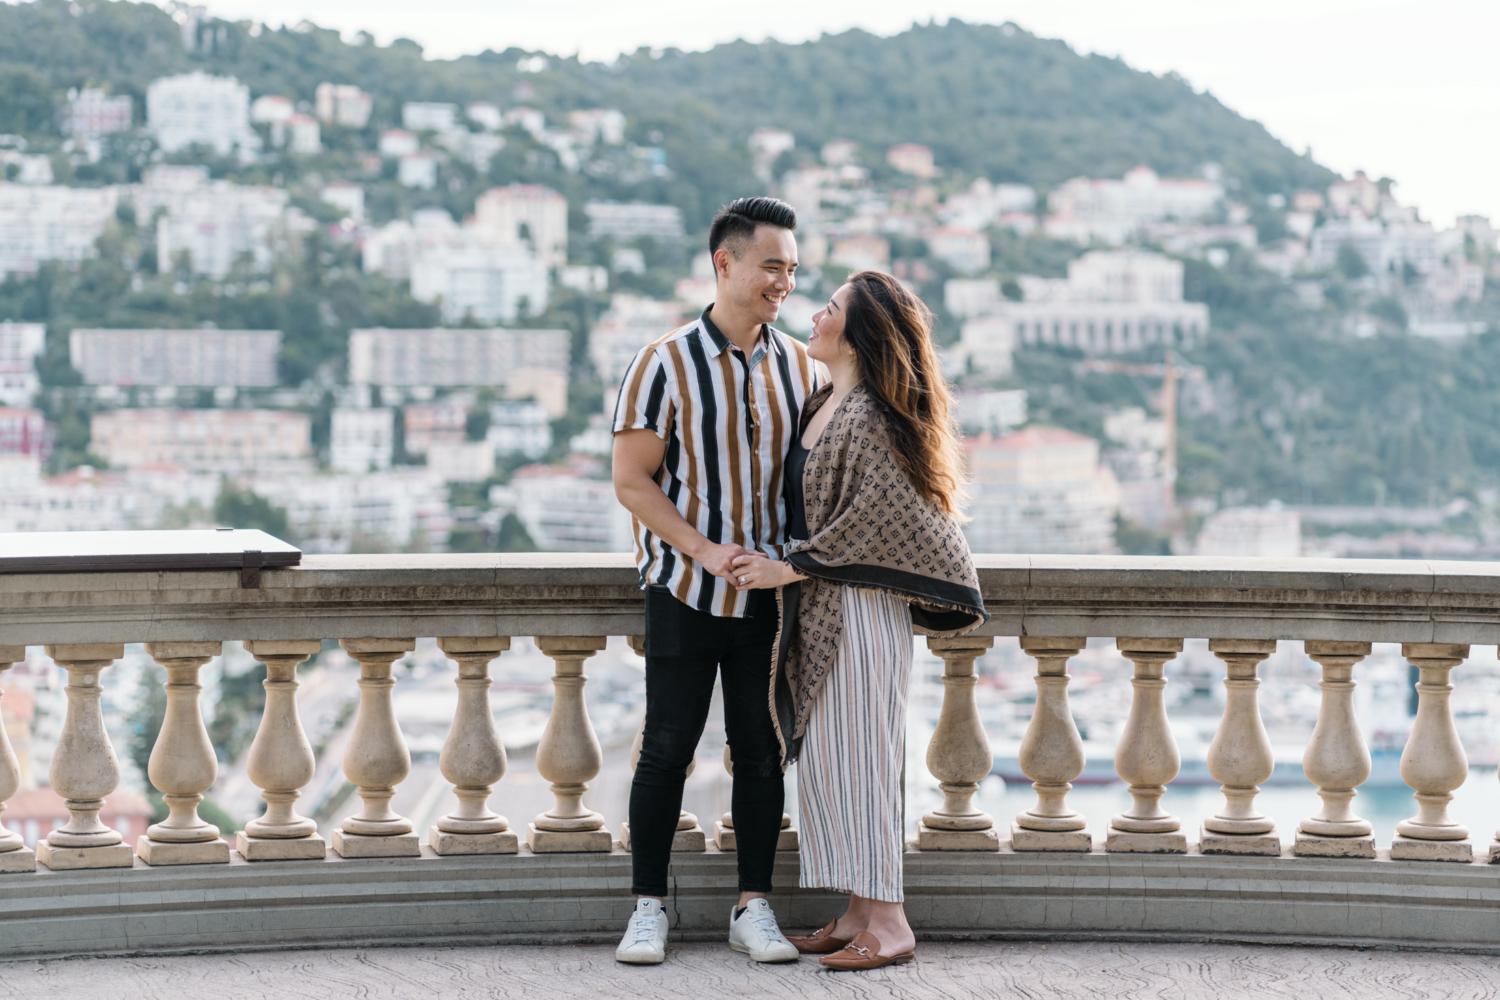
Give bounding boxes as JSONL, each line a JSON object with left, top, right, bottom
{"left": 729, "top": 552, "right": 807, "bottom": 590}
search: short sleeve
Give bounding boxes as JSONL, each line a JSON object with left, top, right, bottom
{"left": 612, "top": 345, "right": 674, "bottom": 439}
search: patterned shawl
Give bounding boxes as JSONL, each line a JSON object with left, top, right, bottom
{"left": 769, "top": 381, "right": 989, "bottom": 763}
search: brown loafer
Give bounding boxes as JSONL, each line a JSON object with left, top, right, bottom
{"left": 818, "top": 931, "right": 915, "bottom": 970}
{"left": 785, "top": 920, "right": 851, "bottom": 954}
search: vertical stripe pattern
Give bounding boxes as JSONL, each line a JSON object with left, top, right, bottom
{"left": 612, "top": 308, "right": 821, "bottom": 617}
{"left": 796, "top": 586, "right": 914, "bottom": 902}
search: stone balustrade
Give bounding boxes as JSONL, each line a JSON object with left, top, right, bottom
{"left": 6, "top": 553, "right": 1500, "bottom": 957}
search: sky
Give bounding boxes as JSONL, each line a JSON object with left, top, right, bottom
{"left": 195, "top": 0, "right": 1500, "bottom": 227}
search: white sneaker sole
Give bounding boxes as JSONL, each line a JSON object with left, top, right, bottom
{"left": 615, "top": 948, "right": 667, "bottom": 965}
{"left": 729, "top": 940, "right": 800, "bottom": 963}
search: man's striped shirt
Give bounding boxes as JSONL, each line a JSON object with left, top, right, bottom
{"left": 612, "top": 307, "right": 822, "bottom": 617}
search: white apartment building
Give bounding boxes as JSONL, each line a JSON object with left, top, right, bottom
{"left": 330, "top": 408, "right": 394, "bottom": 474}
{"left": 69, "top": 328, "right": 280, "bottom": 387}
{"left": 402, "top": 103, "right": 459, "bottom": 133}
{"left": 0, "top": 322, "right": 44, "bottom": 406}
{"left": 1046, "top": 166, "right": 1223, "bottom": 245}
{"left": 1196, "top": 505, "right": 1302, "bottom": 558}
{"left": 954, "top": 389, "right": 1027, "bottom": 437}
{"left": 498, "top": 471, "right": 633, "bottom": 552}
{"left": 945, "top": 278, "right": 1005, "bottom": 320}
{"left": 0, "top": 462, "right": 219, "bottom": 534}
{"left": 467, "top": 102, "right": 503, "bottom": 131}
{"left": 252, "top": 468, "right": 450, "bottom": 553}
{"left": 963, "top": 426, "right": 1120, "bottom": 555}
{"left": 0, "top": 185, "right": 120, "bottom": 276}
{"left": 589, "top": 295, "right": 691, "bottom": 386}
{"left": 398, "top": 153, "right": 438, "bottom": 190}
{"left": 941, "top": 178, "right": 1035, "bottom": 230}
{"left": 90, "top": 409, "right": 312, "bottom": 473}
{"left": 585, "top": 202, "right": 685, "bottom": 242}
{"left": 487, "top": 400, "right": 552, "bottom": 459}
{"left": 315, "top": 84, "right": 372, "bottom": 128}
{"left": 284, "top": 114, "right": 321, "bottom": 155}
{"left": 474, "top": 185, "right": 568, "bottom": 267}
{"left": 749, "top": 128, "right": 795, "bottom": 179}
{"left": 958, "top": 250, "right": 1209, "bottom": 362}
{"left": 62, "top": 88, "right": 132, "bottom": 139}
{"left": 138, "top": 168, "right": 293, "bottom": 277}
{"left": 427, "top": 441, "right": 494, "bottom": 482}
{"left": 927, "top": 227, "right": 990, "bottom": 274}
{"left": 348, "top": 327, "right": 570, "bottom": 417}
{"left": 146, "top": 72, "right": 258, "bottom": 157}
{"left": 409, "top": 242, "right": 548, "bottom": 323}
{"left": 378, "top": 130, "right": 420, "bottom": 158}
{"left": 250, "top": 95, "right": 293, "bottom": 126}
{"left": 567, "top": 109, "right": 626, "bottom": 146}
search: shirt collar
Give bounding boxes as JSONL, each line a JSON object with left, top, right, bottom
{"left": 700, "top": 305, "right": 778, "bottom": 363}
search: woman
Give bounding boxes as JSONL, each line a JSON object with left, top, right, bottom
{"left": 730, "top": 270, "right": 988, "bottom": 971}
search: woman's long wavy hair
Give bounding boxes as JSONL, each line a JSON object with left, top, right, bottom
{"left": 840, "top": 270, "right": 968, "bottom": 517}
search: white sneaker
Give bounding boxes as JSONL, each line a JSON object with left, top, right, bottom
{"left": 728, "top": 898, "right": 799, "bottom": 962}
{"left": 615, "top": 897, "right": 669, "bottom": 964}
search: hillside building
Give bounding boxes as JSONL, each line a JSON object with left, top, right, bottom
{"left": 315, "top": 84, "right": 373, "bottom": 128}
{"left": 1196, "top": 505, "right": 1302, "bottom": 558}
{"left": 347, "top": 328, "right": 570, "bottom": 418}
{"left": 136, "top": 166, "right": 295, "bottom": 277}
{"left": 61, "top": 88, "right": 132, "bottom": 139}
{"left": 585, "top": 202, "right": 685, "bottom": 242}
{"left": 955, "top": 250, "right": 1208, "bottom": 364}
{"left": 0, "top": 185, "right": 119, "bottom": 276}
{"left": 963, "top": 426, "right": 1120, "bottom": 555}
{"left": 493, "top": 469, "right": 632, "bottom": 552}
{"left": 887, "top": 143, "right": 937, "bottom": 178}
{"left": 90, "top": 409, "right": 312, "bottom": 473}
{"left": 567, "top": 108, "right": 626, "bottom": 145}
{"left": 0, "top": 408, "right": 51, "bottom": 461}
{"left": 69, "top": 328, "right": 280, "bottom": 388}
{"left": 589, "top": 295, "right": 691, "bottom": 387}
{"left": 927, "top": 227, "right": 990, "bottom": 273}
{"left": 1046, "top": 166, "right": 1222, "bottom": 245}
{"left": 0, "top": 322, "right": 44, "bottom": 406}
{"left": 474, "top": 185, "right": 568, "bottom": 267}
{"left": 402, "top": 403, "right": 467, "bottom": 457}
{"left": 146, "top": 72, "right": 258, "bottom": 157}
{"left": 330, "top": 408, "right": 394, "bottom": 474}
{"left": 487, "top": 401, "right": 552, "bottom": 459}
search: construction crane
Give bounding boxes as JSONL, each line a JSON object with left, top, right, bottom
{"left": 1079, "top": 350, "right": 1182, "bottom": 519}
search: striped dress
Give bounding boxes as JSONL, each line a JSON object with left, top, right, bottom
{"left": 796, "top": 585, "right": 914, "bottom": 902}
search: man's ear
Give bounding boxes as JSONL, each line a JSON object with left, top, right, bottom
{"left": 714, "top": 248, "right": 730, "bottom": 278}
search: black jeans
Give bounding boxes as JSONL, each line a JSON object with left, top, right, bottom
{"left": 629, "top": 585, "right": 786, "bottom": 898}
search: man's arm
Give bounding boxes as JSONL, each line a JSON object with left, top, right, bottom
{"left": 612, "top": 429, "right": 746, "bottom": 581}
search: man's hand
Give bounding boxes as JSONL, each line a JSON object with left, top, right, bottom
{"left": 695, "top": 541, "right": 749, "bottom": 581}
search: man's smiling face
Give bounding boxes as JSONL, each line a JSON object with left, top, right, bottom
{"left": 716, "top": 224, "right": 798, "bottom": 326}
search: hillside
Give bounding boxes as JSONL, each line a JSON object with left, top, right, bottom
{"left": 0, "top": 1, "right": 1334, "bottom": 224}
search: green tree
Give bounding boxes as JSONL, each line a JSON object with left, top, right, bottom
{"left": 213, "top": 481, "right": 291, "bottom": 539}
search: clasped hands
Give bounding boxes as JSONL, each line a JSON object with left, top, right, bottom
{"left": 698, "top": 541, "right": 806, "bottom": 590}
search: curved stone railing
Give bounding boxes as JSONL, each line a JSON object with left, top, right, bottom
{"left": 4, "top": 552, "right": 1500, "bottom": 956}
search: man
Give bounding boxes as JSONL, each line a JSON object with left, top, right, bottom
{"left": 610, "top": 197, "right": 821, "bottom": 965}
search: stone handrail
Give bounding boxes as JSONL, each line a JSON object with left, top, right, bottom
{"left": 2, "top": 551, "right": 1500, "bottom": 952}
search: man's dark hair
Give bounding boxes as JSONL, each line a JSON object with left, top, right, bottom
{"left": 709, "top": 197, "right": 797, "bottom": 259}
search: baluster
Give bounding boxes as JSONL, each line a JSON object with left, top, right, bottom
{"left": 0, "top": 648, "right": 35, "bottom": 873}
{"left": 528, "top": 636, "right": 612, "bottom": 852}
{"left": 137, "top": 642, "right": 230, "bottom": 865}
{"left": 334, "top": 638, "right": 419, "bottom": 858}
{"left": 619, "top": 636, "right": 704, "bottom": 852}
{"left": 1107, "top": 638, "right": 1186, "bottom": 853}
{"left": 1392, "top": 643, "right": 1472, "bottom": 861}
{"left": 38, "top": 644, "right": 133, "bottom": 870}
{"left": 1011, "top": 637, "right": 1091, "bottom": 851}
{"left": 238, "top": 640, "right": 326, "bottom": 860}
{"left": 918, "top": 635, "right": 1000, "bottom": 850}
{"left": 713, "top": 743, "right": 797, "bottom": 852}
{"left": 429, "top": 637, "right": 517, "bottom": 855}
{"left": 1201, "top": 639, "right": 1280, "bottom": 855}
{"left": 1294, "top": 641, "right": 1375, "bottom": 858}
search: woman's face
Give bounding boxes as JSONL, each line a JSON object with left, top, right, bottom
{"left": 809, "top": 284, "right": 855, "bottom": 366}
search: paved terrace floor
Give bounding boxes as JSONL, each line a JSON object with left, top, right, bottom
{"left": 4, "top": 941, "right": 1496, "bottom": 999}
